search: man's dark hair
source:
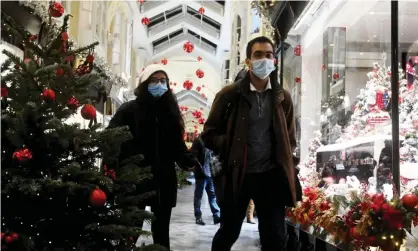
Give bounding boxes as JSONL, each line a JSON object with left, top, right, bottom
{"left": 246, "top": 36, "right": 275, "bottom": 59}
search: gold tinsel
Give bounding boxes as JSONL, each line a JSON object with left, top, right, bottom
{"left": 250, "top": 0, "right": 276, "bottom": 42}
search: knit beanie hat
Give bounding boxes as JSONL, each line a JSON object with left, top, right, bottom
{"left": 136, "top": 64, "right": 169, "bottom": 88}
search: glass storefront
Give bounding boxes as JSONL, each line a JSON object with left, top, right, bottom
{"left": 275, "top": 0, "right": 418, "bottom": 249}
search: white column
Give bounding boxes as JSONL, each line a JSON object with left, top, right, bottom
{"left": 112, "top": 12, "right": 122, "bottom": 74}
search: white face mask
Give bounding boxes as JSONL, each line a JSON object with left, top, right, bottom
{"left": 251, "top": 58, "right": 276, "bottom": 79}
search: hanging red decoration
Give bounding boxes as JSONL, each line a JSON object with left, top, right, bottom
{"left": 192, "top": 110, "right": 202, "bottom": 119}
{"left": 183, "top": 41, "right": 194, "bottom": 53}
{"left": 161, "top": 58, "right": 168, "bottom": 65}
{"left": 180, "top": 105, "right": 189, "bottom": 112}
{"left": 333, "top": 72, "right": 340, "bottom": 80}
{"left": 1, "top": 86, "right": 8, "bottom": 97}
{"left": 183, "top": 80, "right": 193, "bottom": 90}
{"left": 295, "top": 77, "right": 301, "bottom": 83}
{"left": 153, "top": 61, "right": 158, "bottom": 64}
{"left": 89, "top": 188, "right": 107, "bottom": 207}
{"left": 29, "top": 34, "right": 38, "bottom": 41}
{"left": 294, "top": 45, "right": 301, "bottom": 56}
{"left": 137, "top": 0, "right": 145, "bottom": 3}
{"left": 61, "top": 32, "right": 69, "bottom": 41}
{"left": 141, "top": 17, "right": 150, "bottom": 26}
{"left": 199, "top": 7, "right": 205, "bottom": 15}
{"left": 196, "top": 69, "right": 204, "bottom": 78}
{"left": 56, "top": 68, "right": 65, "bottom": 76}
{"left": 42, "top": 88, "right": 56, "bottom": 101}
{"left": 197, "top": 56, "right": 203, "bottom": 61}
{"left": 198, "top": 117, "right": 205, "bottom": 125}
{"left": 202, "top": 93, "right": 206, "bottom": 99}
{"left": 321, "top": 64, "right": 326, "bottom": 71}
{"left": 196, "top": 86, "right": 201, "bottom": 92}
{"left": 86, "top": 54, "right": 95, "bottom": 63}
{"left": 81, "top": 104, "right": 97, "bottom": 120}
{"left": 13, "top": 148, "right": 32, "bottom": 162}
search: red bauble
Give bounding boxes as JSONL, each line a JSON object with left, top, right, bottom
{"left": 196, "top": 69, "right": 204, "bottom": 78}
{"left": 295, "top": 77, "right": 301, "bottom": 83}
{"left": 1, "top": 87, "right": 8, "bottom": 97}
{"left": 56, "top": 68, "right": 65, "bottom": 76}
{"left": 192, "top": 110, "right": 202, "bottom": 119}
{"left": 67, "top": 97, "right": 79, "bottom": 109}
{"left": 10, "top": 232, "right": 18, "bottom": 241}
{"left": 13, "top": 148, "right": 32, "bottom": 162}
{"left": 333, "top": 72, "right": 340, "bottom": 80}
{"left": 49, "top": 2, "right": 64, "bottom": 17}
{"left": 196, "top": 86, "right": 201, "bottom": 92}
{"left": 183, "top": 41, "right": 194, "bottom": 53}
{"left": 61, "top": 32, "right": 69, "bottom": 41}
{"left": 183, "top": 80, "right": 193, "bottom": 90}
{"left": 81, "top": 104, "right": 96, "bottom": 120}
{"left": 401, "top": 193, "right": 418, "bottom": 209}
{"left": 24, "top": 58, "right": 32, "bottom": 65}
{"left": 197, "top": 56, "right": 202, "bottom": 61}
{"left": 141, "top": 17, "right": 150, "bottom": 26}
{"left": 161, "top": 58, "right": 168, "bottom": 65}
{"left": 86, "top": 54, "right": 94, "bottom": 63}
{"left": 89, "top": 188, "right": 107, "bottom": 207}
{"left": 42, "top": 88, "right": 56, "bottom": 101}
{"left": 138, "top": 0, "right": 145, "bottom": 3}
{"left": 294, "top": 45, "right": 301, "bottom": 56}
{"left": 199, "top": 7, "right": 205, "bottom": 14}
{"left": 350, "top": 227, "right": 361, "bottom": 240}
{"left": 198, "top": 117, "right": 205, "bottom": 124}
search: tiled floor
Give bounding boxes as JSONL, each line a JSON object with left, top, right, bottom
{"left": 137, "top": 179, "right": 261, "bottom": 251}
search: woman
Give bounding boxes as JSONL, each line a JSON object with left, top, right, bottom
{"left": 108, "top": 64, "right": 197, "bottom": 249}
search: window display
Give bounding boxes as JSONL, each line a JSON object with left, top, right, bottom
{"left": 277, "top": 0, "right": 418, "bottom": 249}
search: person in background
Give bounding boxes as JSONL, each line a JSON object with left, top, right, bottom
{"left": 246, "top": 200, "right": 255, "bottom": 224}
{"left": 202, "top": 36, "right": 302, "bottom": 251}
{"left": 190, "top": 135, "right": 221, "bottom": 225}
{"left": 108, "top": 64, "right": 198, "bottom": 250}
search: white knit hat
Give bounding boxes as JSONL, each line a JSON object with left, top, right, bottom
{"left": 136, "top": 64, "right": 168, "bottom": 88}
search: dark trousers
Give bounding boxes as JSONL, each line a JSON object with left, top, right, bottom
{"left": 194, "top": 177, "right": 220, "bottom": 219}
{"left": 211, "top": 168, "right": 286, "bottom": 251}
{"left": 138, "top": 204, "right": 172, "bottom": 250}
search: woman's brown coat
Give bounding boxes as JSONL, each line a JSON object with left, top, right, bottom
{"left": 202, "top": 74, "right": 302, "bottom": 207}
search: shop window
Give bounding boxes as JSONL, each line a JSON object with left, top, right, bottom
{"left": 236, "top": 15, "right": 241, "bottom": 42}
{"left": 250, "top": 8, "right": 260, "bottom": 34}
{"left": 224, "top": 59, "right": 230, "bottom": 80}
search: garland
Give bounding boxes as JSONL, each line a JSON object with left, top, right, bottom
{"left": 250, "top": 1, "right": 276, "bottom": 42}
{"left": 321, "top": 89, "right": 346, "bottom": 113}
{"left": 288, "top": 187, "right": 418, "bottom": 250}
{"left": 18, "top": 0, "right": 128, "bottom": 88}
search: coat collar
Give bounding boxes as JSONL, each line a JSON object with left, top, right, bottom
{"left": 237, "top": 72, "right": 284, "bottom": 104}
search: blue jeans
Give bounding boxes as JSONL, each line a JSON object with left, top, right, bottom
{"left": 194, "top": 177, "right": 220, "bottom": 219}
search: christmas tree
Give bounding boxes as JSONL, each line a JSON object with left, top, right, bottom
{"left": 337, "top": 58, "right": 393, "bottom": 143}
{"left": 297, "top": 130, "right": 322, "bottom": 188}
{"left": 1, "top": 3, "right": 164, "bottom": 251}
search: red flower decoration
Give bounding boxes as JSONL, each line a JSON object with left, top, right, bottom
{"left": 201, "top": 93, "right": 206, "bottom": 99}
{"left": 13, "top": 148, "right": 32, "bottom": 162}
{"left": 382, "top": 205, "right": 404, "bottom": 230}
{"left": 183, "top": 80, "right": 193, "bottom": 90}
{"left": 197, "top": 56, "right": 203, "bottom": 61}
{"left": 103, "top": 165, "right": 116, "bottom": 180}
{"left": 196, "top": 69, "right": 204, "bottom": 78}
{"left": 183, "top": 41, "right": 194, "bottom": 53}
{"left": 56, "top": 68, "right": 65, "bottom": 76}
{"left": 29, "top": 34, "right": 38, "bottom": 41}
{"left": 333, "top": 72, "right": 340, "bottom": 80}
{"left": 196, "top": 86, "right": 201, "bottom": 92}
{"left": 86, "top": 54, "right": 94, "bottom": 63}
{"left": 138, "top": 0, "right": 145, "bottom": 3}
{"left": 321, "top": 64, "right": 326, "bottom": 71}
{"left": 49, "top": 2, "right": 65, "bottom": 17}
{"left": 67, "top": 97, "right": 79, "bottom": 110}
{"left": 294, "top": 45, "right": 301, "bottom": 56}
{"left": 141, "top": 17, "right": 150, "bottom": 26}
{"left": 199, "top": 7, "right": 205, "bottom": 14}
{"left": 161, "top": 58, "right": 168, "bottom": 65}
{"left": 295, "top": 77, "right": 301, "bottom": 83}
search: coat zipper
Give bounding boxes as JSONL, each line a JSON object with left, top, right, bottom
{"left": 155, "top": 116, "right": 161, "bottom": 206}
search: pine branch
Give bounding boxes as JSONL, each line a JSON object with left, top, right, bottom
{"left": 69, "top": 42, "right": 100, "bottom": 55}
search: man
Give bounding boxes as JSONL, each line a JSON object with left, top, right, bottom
{"left": 201, "top": 36, "right": 302, "bottom": 251}
{"left": 190, "top": 135, "right": 221, "bottom": 225}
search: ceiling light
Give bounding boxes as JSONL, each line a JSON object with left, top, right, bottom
{"left": 367, "top": 40, "right": 370, "bottom": 42}
{"left": 373, "top": 35, "right": 377, "bottom": 38}
{"left": 369, "top": 11, "right": 375, "bottom": 15}
{"left": 330, "top": 43, "right": 334, "bottom": 46}
{"left": 360, "top": 52, "right": 364, "bottom": 55}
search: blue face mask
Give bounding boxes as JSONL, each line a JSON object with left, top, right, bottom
{"left": 251, "top": 58, "right": 276, "bottom": 79}
{"left": 148, "top": 82, "right": 168, "bottom": 98}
